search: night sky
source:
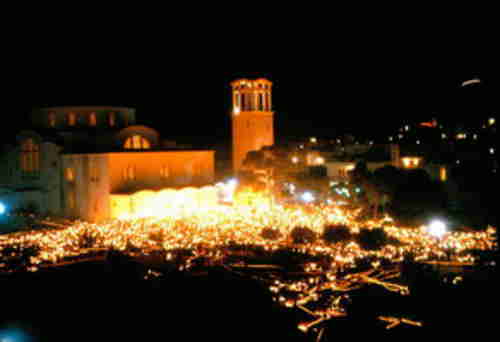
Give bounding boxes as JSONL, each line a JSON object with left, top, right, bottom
{"left": 4, "top": 70, "right": 497, "bottom": 147}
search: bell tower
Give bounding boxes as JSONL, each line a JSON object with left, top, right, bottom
{"left": 231, "top": 78, "right": 274, "bottom": 172}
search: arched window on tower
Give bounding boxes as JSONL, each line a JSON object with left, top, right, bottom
{"left": 20, "top": 138, "right": 40, "bottom": 174}
{"left": 48, "top": 112, "right": 56, "bottom": 127}
{"left": 89, "top": 112, "right": 97, "bottom": 126}
{"left": 124, "top": 135, "right": 151, "bottom": 150}
{"left": 109, "top": 112, "right": 116, "bottom": 127}
{"left": 67, "top": 112, "right": 77, "bottom": 126}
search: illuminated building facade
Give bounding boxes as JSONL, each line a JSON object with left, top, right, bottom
{"left": 0, "top": 106, "right": 214, "bottom": 221}
{"left": 231, "top": 78, "right": 274, "bottom": 172}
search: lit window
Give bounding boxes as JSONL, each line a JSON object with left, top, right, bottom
{"left": 315, "top": 157, "right": 325, "bottom": 165}
{"left": 109, "top": 112, "right": 116, "bottom": 127}
{"left": 67, "top": 190, "right": 76, "bottom": 210}
{"left": 89, "top": 112, "right": 97, "bottom": 126}
{"left": 20, "top": 139, "right": 40, "bottom": 173}
{"left": 67, "top": 112, "right": 77, "bottom": 126}
{"left": 65, "top": 168, "right": 75, "bottom": 182}
{"left": 402, "top": 157, "right": 421, "bottom": 168}
{"left": 90, "top": 164, "right": 99, "bottom": 182}
{"left": 48, "top": 112, "right": 56, "bottom": 127}
{"left": 123, "top": 165, "right": 135, "bottom": 181}
{"left": 124, "top": 135, "right": 151, "bottom": 150}
{"left": 160, "top": 165, "right": 170, "bottom": 179}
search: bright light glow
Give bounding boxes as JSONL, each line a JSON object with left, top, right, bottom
{"left": 490, "top": 148, "right": 495, "bottom": 155}
{"left": 315, "top": 157, "right": 325, "bottom": 165}
{"left": 442, "top": 133, "right": 447, "bottom": 139}
{"left": 301, "top": 192, "right": 315, "bottom": 203}
{"left": 416, "top": 140, "right": 420, "bottom": 145}
{"left": 233, "top": 107, "right": 241, "bottom": 116}
{"left": 402, "top": 157, "right": 421, "bottom": 168}
{"left": 291, "top": 156, "right": 299, "bottom": 164}
{"left": 345, "top": 165, "right": 355, "bottom": 172}
{"left": 0, "top": 202, "right": 5, "bottom": 215}
{"left": 389, "top": 136, "right": 393, "bottom": 141}
{"left": 310, "top": 137, "right": 317, "bottom": 143}
{"left": 489, "top": 118, "right": 495, "bottom": 125}
{"left": 215, "top": 179, "right": 239, "bottom": 204}
{"left": 404, "top": 125, "right": 409, "bottom": 131}
{"left": 426, "top": 220, "right": 448, "bottom": 238}
{"left": 457, "top": 133, "right": 466, "bottom": 140}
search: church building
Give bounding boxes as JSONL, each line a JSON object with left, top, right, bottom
{"left": 1, "top": 78, "right": 274, "bottom": 222}
{"left": 0, "top": 106, "right": 214, "bottom": 221}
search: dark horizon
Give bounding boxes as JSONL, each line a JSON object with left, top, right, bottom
{"left": 4, "top": 71, "right": 497, "bottom": 146}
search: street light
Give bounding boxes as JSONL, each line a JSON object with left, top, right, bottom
{"left": 426, "top": 220, "right": 448, "bottom": 239}
{"left": 301, "top": 192, "right": 315, "bottom": 203}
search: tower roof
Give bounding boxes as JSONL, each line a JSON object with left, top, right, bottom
{"left": 231, "top": 78, "right": 272, "bottom": 88}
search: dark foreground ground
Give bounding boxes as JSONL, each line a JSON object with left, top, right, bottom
{"left": 1, "top": 254, "right": 499, "bottom": 342}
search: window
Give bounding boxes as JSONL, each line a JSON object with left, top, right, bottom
{"left": 124, "top": 135, "right": 151, "bottom": 150}
{"left": 90, "top": 161, "right": 99, "bottom": 182}
{"left": 89, "top": 112, "right": 97, "bottom": 126}
{"left": 65, "top": 167, "right": 75, "bottom": 182}
{"left": 20, "top": 139, "right": 40, "bottom": 173}
{"left": 160, "top": 165, "right": 169, "bottom": 180}
{"left": 440, "top": 167, "right": 447, "bottom": 182}
{"left": 67, "top": 112, "right": 77, "bottom": 126}
{"left": 123, "top": 165, "right": 135, "bottom": 181}
{"left": 48, "top": 112, "right": 56, "bottom": 127}
{"left": 67, "top": 189, "right": 76, "bottom": 210}
{"left": 109, "top": 112, "right": 116, "bottom": 127}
